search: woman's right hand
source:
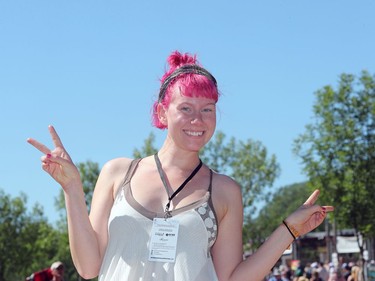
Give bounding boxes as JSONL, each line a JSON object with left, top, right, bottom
{"left": 27, "top": 125, "right": 81, "bottom": 191}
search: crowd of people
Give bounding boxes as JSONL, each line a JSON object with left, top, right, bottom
{"left": 267, "top": 259, "right": 371, "bottom": 281}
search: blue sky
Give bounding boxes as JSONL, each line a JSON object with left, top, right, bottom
{"left": 1, "top": 1, "right": 374, "bottom": 224}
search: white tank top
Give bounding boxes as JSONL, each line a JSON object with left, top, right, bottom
{"left": 99, "top": 159, "right": 219, "bottom": 281}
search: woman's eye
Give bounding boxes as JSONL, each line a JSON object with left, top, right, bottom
{"left": 181, "top": 107, "right": 191, "bottom": 112}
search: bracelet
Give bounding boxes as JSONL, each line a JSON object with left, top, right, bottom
{"left": 282, "top": 220, "right": 299, "bottom": 240}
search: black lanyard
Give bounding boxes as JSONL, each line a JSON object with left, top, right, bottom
{"left": 154, "top": 153, "right": 203, "bottom": 218}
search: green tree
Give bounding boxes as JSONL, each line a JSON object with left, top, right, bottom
{"left": 200, "top": 131, "right": 280, "bottom": 215}
{"left": 0, "top": 189, "right": 60, "bottom": 281}
{"left": 293, "top": 71, "right": 375, "bottom": 263}
{"left": 133, "top": 132, "right": 158, "bottom": 158}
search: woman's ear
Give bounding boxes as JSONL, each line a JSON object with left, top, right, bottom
{"left": 157, "top": 103, "right": 167, "bottom": 125}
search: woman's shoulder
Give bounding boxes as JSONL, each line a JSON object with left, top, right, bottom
{"left": 98, "top": 157, "right": 135, "bottom": 184}
{"left": 210, "top": 170, "right": 243, "bottom": 218}
{"left": 101, "top": 157, "right": 135, "bottom": 174}
{"left": 211, "top": 170, "right": 242, "bottom": 194}
{"left": 96, "top": 157, "right": 137, "bottom": 197}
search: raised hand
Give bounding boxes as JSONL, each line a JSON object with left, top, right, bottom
{"left": 284, "top": 190, "right": 334, "bottom": 237}
{"left": 27, "top": 125, "right": 81, "bottom": 191}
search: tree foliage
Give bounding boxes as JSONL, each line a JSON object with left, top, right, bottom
{"left": 293, "top": 71, "right": 375, "bottom": 258}
{"left": 133, "top": 132, "right": 158, "bottom": 158}
{"left": 0, "top": 189, "right": 61, "bottom": 281}
{"left": 200, "top": 131, "right": 280, "bottom": 215}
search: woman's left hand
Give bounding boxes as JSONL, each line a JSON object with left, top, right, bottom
{"left": 284, "top": 189, "right": 334, "bottom": 237}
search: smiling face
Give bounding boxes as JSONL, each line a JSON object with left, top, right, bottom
{"left": 152, "top": 64, "right": 219, "bottom": 130}
{"left": 158, "top": 87, "right": 217, "bottom": 152}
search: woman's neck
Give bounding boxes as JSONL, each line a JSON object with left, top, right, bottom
{"left": 156, "top": 147, "right": 201, "bottom": 171}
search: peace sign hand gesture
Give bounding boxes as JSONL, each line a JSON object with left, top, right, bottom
{"left": 27, "top": 125, "right": 81, "bottom": 191}
{"left": 284, "top": 190, "right": 334, "bottom": 237}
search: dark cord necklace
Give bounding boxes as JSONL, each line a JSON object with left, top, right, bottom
{"left": 154, "top": 153, "right": 203, "bottom": 218}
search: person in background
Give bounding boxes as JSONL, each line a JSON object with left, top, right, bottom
{"left": 310, "top": 270, "right": 323, "bottom": 281}
{"left": 318, "top": 262, "right": 330, "bottom": 281}
{"left": 342, "top": 263, "right": 352, "bottom": 281}
{"left": 328, "top": 269, "right": 346, "bottom": 281}
{"left": 294, "top": 265, "right": 310, "bottom": 281}
{"left": 268, "top": 267, "right": 290, "bottom": 281}
{"left": 311, "top": 261, "right": 329, "bottom": 281}
{"left": 280, "top": 265, "right": 292, "bottom": 281}
{"left": 268, "top": 268, "right": 282, "bottom": 281}
{"left": 28, "top": 50, "right": 334, "bottom": 281}
{"left": 347, "top": 265, "right": 360, "bottom": 281}
{"left": 26, "top": 261, "right": 65, "bottom": 281}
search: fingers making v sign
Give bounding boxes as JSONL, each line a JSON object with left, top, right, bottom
{"left": 284, "top": 190, "right": 334, "bottom": 237}
{"left": 27, "top": 125, "right": 81, "bottom": 190}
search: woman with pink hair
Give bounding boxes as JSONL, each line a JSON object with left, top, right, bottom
{"left": 28, "top": 51, "right": 334, "bottom": 281}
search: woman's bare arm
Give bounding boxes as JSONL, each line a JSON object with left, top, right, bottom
{"left": 211, "top": 174, "right": 333, "bottom": 281}
{"left": 27, "top": 126, "right": 121, "bottom": 279}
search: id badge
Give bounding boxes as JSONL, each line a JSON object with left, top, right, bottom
{"left": 149, "top": 218, "right": 180, "bottom": 262}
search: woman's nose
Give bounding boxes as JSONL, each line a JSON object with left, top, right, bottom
{"left": 190, "top": 112, "right": 203, "bottom": 124}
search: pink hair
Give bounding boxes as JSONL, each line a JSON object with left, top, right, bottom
{"left": 151, "top": 51, "right": 219, "bottom": 129}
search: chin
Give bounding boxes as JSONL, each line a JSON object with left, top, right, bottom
{"left": 186, "top": 144, "right": 205, "bottom": 152}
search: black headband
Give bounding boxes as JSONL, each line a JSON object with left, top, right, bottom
{"left": 158, "top": 64, "right": 217, "bottom": 102}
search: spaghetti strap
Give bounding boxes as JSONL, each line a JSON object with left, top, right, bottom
{"left": 114, "top": 158, "right": 142, "bottom": 198}
{"left": 208, "top": 169, "right": 213, "bottom": 193}
{"left": 122, "top": 158, "right": 142, "bottom": 186}
{"left": 206, "top": 169, "right": 218, "bottom": 231}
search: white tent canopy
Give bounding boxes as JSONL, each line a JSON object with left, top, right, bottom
{"left": 337, "top": 236, "right": 361, "bottom": 253}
